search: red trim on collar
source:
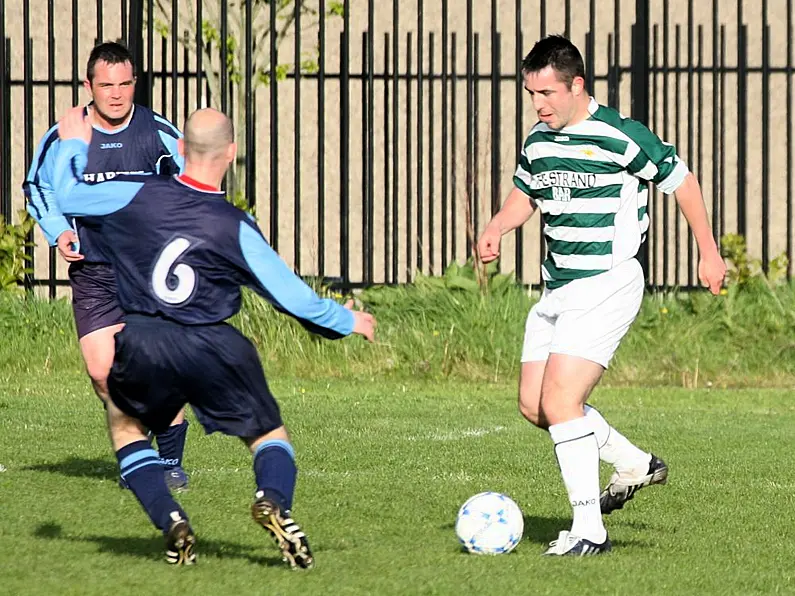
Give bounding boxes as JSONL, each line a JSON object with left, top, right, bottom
{"left": 176, "top": 174, "right": 219, "bottom": 192}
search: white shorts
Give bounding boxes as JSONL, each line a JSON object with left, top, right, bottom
{"left": 521, "top": 258, "right": 644, "bottom": 368}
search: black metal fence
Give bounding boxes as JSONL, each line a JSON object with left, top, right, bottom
{"left": 0, "top": 0, "right": 791, "bottom": 295}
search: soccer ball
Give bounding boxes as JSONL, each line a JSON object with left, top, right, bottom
{"left": 455, "top": 492, "right": 524, "bottom": 555}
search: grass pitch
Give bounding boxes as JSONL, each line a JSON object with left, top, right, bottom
{"left": 1, "top": 372, "right": 794, "bottom": 595}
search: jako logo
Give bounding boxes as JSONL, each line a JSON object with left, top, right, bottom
{"left": 571, "top": 498, "right": 597, "bottom": 507}
{"left": 100, "top": 142, "right": 123, "bottom": 149}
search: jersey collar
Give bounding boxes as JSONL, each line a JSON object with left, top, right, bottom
{"left": 587, "top": 96, "right": 599, "bottom": 115}
{"left": 175, "top": 174, "right": 224, "bottom": 194}
{"left": 85, "top": 102, "right": 136, "bottom": 134}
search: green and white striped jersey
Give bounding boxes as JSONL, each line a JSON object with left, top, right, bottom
{"left": 513, "top": 97, "right": 688, "bottom": 289}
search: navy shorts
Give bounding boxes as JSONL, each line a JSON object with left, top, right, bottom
{"left": 107, "top": 314, "right": 283, "bottom": 438}
{"left": 68, "top": 262, "right": 125, "bottom": 339}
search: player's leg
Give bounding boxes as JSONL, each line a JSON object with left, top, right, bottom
{"left": 566, "top": 259, "right": 667, "bottom": 514}
{"left": 106, "top": 395, "right": 195, "bottom": 566}
{"left": 518, "top": 293, "right": 555, "bottom": 428}
{"left": 587, "top": 403, "right": 668, "bottom": 514}
{"left": 246, "top": 427, "right": 296, "bottom": 514}
{"left": 551, "top": 259, "right": 666, "bottom": 523}
{"left": 81, "top": 324, "right": 190, "bottom": 490}
{"left": 540, "top": 354, "right": 611, "bottom": 556}
{"left": 79, "top": 324, "right": 123, "bottom": 402}
{"left": 186, "top": 323, "right": 313, "bottom": 569}
{"left": 245, "top": 427, "right": 313, "bottom": 569}
{"left": 153, "top": 408, "right": 191, "bottom": 492}
{"left": 519, "top": 285, "right": 653, "bottom": 463}
{"left": 519, "top": 348, "right": 659, "bottom": 490}
{"left": 71, "top": 262, "right": 190, "bottom": 490}
{"left": 518, "top": 361, "right": 546, "bottom": 427}
{"left": 106, "top": 317, "right": 196, "bottom": 565}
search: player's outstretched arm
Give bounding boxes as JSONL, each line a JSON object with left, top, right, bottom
{"left": 673, "top": 173, "right": 726, "bottom": 295}
{"left": 477, "top": 187, "right": 537, "bottom": 263}
{"left": 238, "top": 221, "right": 375, "bottom": 342}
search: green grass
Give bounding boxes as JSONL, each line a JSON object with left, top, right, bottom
{"left": 2, "top": 372, "right": 794, "bottom": 594}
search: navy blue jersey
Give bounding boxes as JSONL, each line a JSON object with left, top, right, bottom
{"left": 51, "top": 138, "right": 354, "bottom": 336}
{"left": 23, "top": 104, "right": 183, "bottom": 263}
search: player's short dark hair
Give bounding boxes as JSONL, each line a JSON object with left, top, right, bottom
{"left": 521, "top": 35, "right": 585, "bottom": 88}
{"left": 86, "top": 41, "right": 135, "bottom": 82}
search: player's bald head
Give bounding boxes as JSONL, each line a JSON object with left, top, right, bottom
{"left": 183, "top": 108, "right": 235, "bottom": 159}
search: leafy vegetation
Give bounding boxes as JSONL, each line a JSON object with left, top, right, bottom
{"left": 0, "top": 211, "right": 35, "bottom": 293}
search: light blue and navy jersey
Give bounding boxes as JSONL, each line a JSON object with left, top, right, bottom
{"left": 23, "top": 104, "right": 183, "bottom": 263}
{"left": 51, "top": 138, "right": 354, "bottom": 336}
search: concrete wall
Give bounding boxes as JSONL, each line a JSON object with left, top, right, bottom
{"left": 1, "top": 0, "right": 789, "bottom": 294}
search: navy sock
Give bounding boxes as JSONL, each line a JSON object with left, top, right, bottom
{"left": 117, "top": 440, "right": 187, "bottom": 533}
{"left": 253, "top": 440, "right": 297, "bottom": 512}
{"left": 155, "top": 420, "right": 188, "bottom": 470}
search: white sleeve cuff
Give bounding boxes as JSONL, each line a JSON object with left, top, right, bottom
{"left": 656, "top": 160, "right": 690, "bottom": 194}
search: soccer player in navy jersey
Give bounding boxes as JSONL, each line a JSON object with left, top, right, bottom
{"left": 22, "top": 42, "right": 190, "bottom": 490}
{"left": 51, "top": 106, "right": 377, "bottom": 568}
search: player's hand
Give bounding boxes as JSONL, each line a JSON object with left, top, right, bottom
{"left": 345, "top": 299, "right": 376, "bottom": 342}
{"left": 698, "top": 249, "right": 726, "bottom": 295}
{"left": 56, "top": 230, "right": 83, "bottom": 262}
{"left": 477, "top": 222, "right": 502, "bottom": 263}
{"left": 58, "top": 106, "right": 92, "bottom": 144}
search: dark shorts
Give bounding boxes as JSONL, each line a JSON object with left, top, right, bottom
{"left": 68, "top": 262, "right": 125, "bottom": 339}
{"left": 107, "top": 314, "right": 283, "bottom": 438}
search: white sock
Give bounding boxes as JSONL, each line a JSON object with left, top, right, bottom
{"left": 549, "top": 416, "right": 607, "bottom": 543}
{"left": 584, "top": 405, "right": 651, "bottom": 474}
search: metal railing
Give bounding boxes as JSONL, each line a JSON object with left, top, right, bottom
{"left": 0, "top": 0, "right": 790, "bottom": 294}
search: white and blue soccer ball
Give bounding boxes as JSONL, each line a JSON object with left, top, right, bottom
{"left": 455, "top": 492, "right": 524, "bottom": 555}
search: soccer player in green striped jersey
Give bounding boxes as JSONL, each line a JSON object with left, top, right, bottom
{"left": 477, "top": 36, "right": 726, "bottom": 556}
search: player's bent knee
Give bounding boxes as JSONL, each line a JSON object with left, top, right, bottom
{"left": 85, "top": 361, "right": 111, "bottom": 385}
{"left": 518, "top": 361, "right": 545, "bottom": 427}
{"left": 245, "top": 426, "right": 290, "bottom": 453}
{"left": 518, "top": 396, "right": 543, "bottom": 427}
{"left": 539, "top": 387, "right": 585, "bottom": 426}
{"left": 79, "top": 324, "right": 123, "bottom": 384}
{"left": 519, "top": 386, "right": 541, "bottom": 426}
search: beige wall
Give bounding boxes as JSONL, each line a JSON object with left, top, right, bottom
{"left": 1, "top": 0, "right": 789, "bottom": 293}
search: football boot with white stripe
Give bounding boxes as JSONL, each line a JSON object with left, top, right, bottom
{"left": 600, "top": 454, "right": 669, "bottom": 514}
{"left": 251, "top": 492, "right": 314, "bottom": 569}
{"left": 543, "top": 530, "right": 611, "bottom": 556}
{"left": 164, "top": 514, "right": 197, "bottom": 565}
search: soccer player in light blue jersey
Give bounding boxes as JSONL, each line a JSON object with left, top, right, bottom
{"left": 51, "top": 106, "right": 376, "bottom": 567}
{"left": 23, "top": 42, "right": 190, "bottom": 490}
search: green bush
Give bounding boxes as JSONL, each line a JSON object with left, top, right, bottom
{"left": 0, "top": 211, "right": 35, "bottom": 293}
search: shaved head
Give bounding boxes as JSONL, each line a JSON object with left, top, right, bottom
{"left": 183, "top": 108, "right": 234, "bottom": 159}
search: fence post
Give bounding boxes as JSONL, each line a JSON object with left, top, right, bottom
{"left": 632, "top": 0, "right": 650, "bottom": 125}
{"left": 129, "top": 0, "right": 148, "bottom": 107}
{"left": 632, "top": 0, "right": 651, "bottom": 281}
{"left": 0, "top": 0, "right": 7, "bottom": 224}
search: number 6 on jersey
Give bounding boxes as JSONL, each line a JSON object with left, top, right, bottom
{"left": 151, "top": 237, "right": 197, "bottom": 305}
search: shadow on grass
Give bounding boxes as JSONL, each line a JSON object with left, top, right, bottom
{"left": 521, "top": 515, "right": 655, "bottom": 549}
{"left": 33, "top": 522, "right": 285, "bottom": 567}
{"left": 440, "top": 515, "right": 570, "bottom": 546}
{"left": 23, "top": 457, "right": 118, "bottom": 481}
{"left": 443, "top": 515, "right": 655, "bottom": 551}
{"left": 521, "top": 515, "right": 572, "bottom": 544}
